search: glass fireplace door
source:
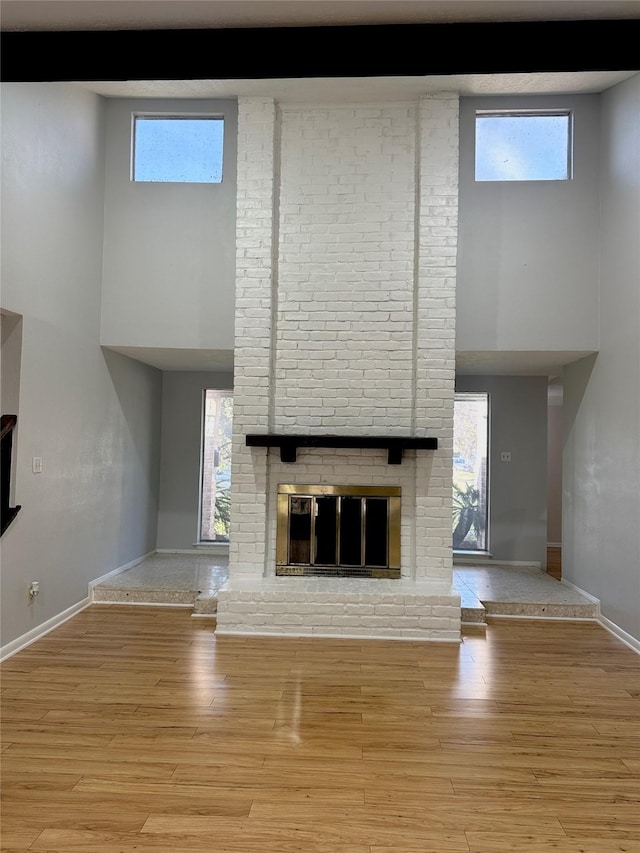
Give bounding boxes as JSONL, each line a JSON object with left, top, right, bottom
{"left": 276, "top": 485, "right": 401, "bottom": 578}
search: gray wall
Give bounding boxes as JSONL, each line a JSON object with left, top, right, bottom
{"left": 457, "top": 94, "right": 600, "bottom": 353}
{"left": 0, "top": 83, "right": 163, "bottom": 649}
{"left": 100, "top": 98, "right": 238, "bottom": 352}
{"left": 157, "top": 370, "right": 233, "bottom": 550}
{"left": 99, "top": 93, "right": 603, "bottom": 360}
{"left": 455, "top": 375, "right": 549, "bottom": 566}
{"left": 563, "top": 75, "right": 640, "bottom": 641}
{"left": 2, "top": 78, "right": 638, "bottom": 645}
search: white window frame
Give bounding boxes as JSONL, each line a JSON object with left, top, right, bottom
{"left": 453, "top": 392, "right": 490, "bottom": 553}
{"left": 474, "top": 109, "right": 573, "bottom": 183}
{"left": 198, "top": 390, "right": 233, "bottom": 544}
{"left": 131, "top": 112, "right": 225, "bottom": 184}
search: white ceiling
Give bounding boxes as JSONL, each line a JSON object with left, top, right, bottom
{"left": 104, "top": 346, "right": 234, "bottom": 373}
{"left": 455, "top": 351, "right": 596, "bottom": 378}
{"left": 72, "top": 70, "right": 635, "bottom": 103}
{"left": 102, "top": 347, "right": 596, "bottom": 377}
{"left": 2, "top": 1, "right": 640, "bottom": 31}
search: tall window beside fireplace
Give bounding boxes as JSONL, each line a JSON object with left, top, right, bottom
{"left": 453, "top": 392, "right": 489, "bottom": 552}
{"left": 199, "top": 390, "right": 233, "bottom": 543}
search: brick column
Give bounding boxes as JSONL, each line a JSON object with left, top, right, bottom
{"left": 414, "top": 94, "right": 459, "bottom": 582}
{"left": 228, "top": 98, "right": 277, "bottom": 578}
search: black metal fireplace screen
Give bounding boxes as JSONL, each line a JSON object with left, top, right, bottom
{"left": 276, "top": 484, "right": 401, "bottom": 578}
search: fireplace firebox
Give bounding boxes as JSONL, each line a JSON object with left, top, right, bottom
{"left": 276, "top": 484, "right": 401, "bottom": 578}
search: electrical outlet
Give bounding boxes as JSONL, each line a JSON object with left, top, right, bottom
{"left": 28, "top": 581, "right": 40, "bottom": 598}
{"left": 32, "top": 456, "right": 43, "bottom": 474}
{"left": 500, "top": 451, "right": 512, "bottom": 462}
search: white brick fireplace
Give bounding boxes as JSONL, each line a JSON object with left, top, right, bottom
{"left": 216, "top": 95, "right": 461, "bottom": 641}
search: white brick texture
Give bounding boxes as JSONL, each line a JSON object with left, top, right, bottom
{"left": 221, "top": 96, "right": 461, "bottom": 641}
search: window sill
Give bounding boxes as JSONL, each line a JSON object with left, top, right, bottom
{"left": 453, "top": 550, "right": 493, "bottom": 562}
{"left": 194, "top": 541, "right": 229, "bottom": 551}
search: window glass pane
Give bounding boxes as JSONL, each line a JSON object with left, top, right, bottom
{"left": 364, "top": 498, "right": 388, "bottom": 567}
{"left": 133, "top": 117, "right": 224, "bottom": 183}
{"left": 475, "top": 113, "right": 570, "bottom": 181}
{"left": 314, "top": 497, "right": 338, "bottom": 566}
{"left": 200, "top": 391, "right": 233, "bottom": 542}
{"left": 453, "top": 393, "right": 489, "bottom": 551}
{"left": 289, "top": 497, "right": 312, "bottom": 565}
{"left": 339, "top": 497, "right": 362, "bottom": 566}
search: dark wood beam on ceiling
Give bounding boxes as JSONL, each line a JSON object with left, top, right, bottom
{"left": 2, "top": 20, "right": 639, "bottom": 82}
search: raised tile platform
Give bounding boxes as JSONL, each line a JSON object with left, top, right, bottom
{"left": 453, "top": 563, "right": 599, "bottom": 624}
{"left": 91, "top": 551, "right": 229, "bottom": 615}
{"left": 92, "top": 554, "right": 599, "bottom": 624}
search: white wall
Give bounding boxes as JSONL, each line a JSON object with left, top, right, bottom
{"left": 455, "top": 375, "right": 549, "bottom": 566}
{"left": 563, "top": 74, "right": 640, "bottom": 642}
{"left": 157, "top": 370, "right": 233, "bottom": 550}
{"left": 100, "top": 98, "right": 238, "bottom": 352}
{"left": 0, "top": 83, "right": 163, "bottom": 648}
{"left": 457, "top": 95, "right": 601, "bottom": 353}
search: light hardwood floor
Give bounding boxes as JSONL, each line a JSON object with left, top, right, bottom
{"left": 1, "top": 605, "right": 639, "bottom": 852}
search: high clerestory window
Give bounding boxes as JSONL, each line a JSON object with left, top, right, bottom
{"left": 475, "top": 111, "right": 572, "bottom": 182}
{"left": 132, "top": 115, "right": 224, "bottom": 183}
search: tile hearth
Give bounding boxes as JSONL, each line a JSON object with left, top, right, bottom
{"left": 92, "top": 553, "right": 599, "bottom": 624}
{"left": 91, "top": 552, "right": 229, "bottom": 616}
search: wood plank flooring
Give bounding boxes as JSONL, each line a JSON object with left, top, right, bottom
{"left": 1, "top": 605, "right": 639, "bottom": 852}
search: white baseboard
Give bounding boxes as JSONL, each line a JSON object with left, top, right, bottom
{"left": 454, "top": 557, "right": 541, "bottom": 569}
{"left": 1, "top": 596, "right": 91, "bottom": 662}
{"left": 156, "top": 547, "right": 229, "bottom": 555}
{"left": 93, "top": 600, "right": 193, "bottom": 608}
{"left": 88, "top": 550, "right": 156, "bottom": 596}
{"left": 561, "top": 579, "right": 639, "bottom": 655}
{"left": 598, "top": 614, "right": 640, "bottom": 654}
{"left": 486, "top": 613, "right": 597, "bottom": 622}
{"left": 561, "top": 578, "right": 601, "bottom": 608}
{"left": 215, "top": 628, "right": 461, "bottom": 643}
{"left": 155, "top": 548, "right": 200, "bottom": 554}
{"left": 2, "top": 549, "right": 158, "bottom": 662}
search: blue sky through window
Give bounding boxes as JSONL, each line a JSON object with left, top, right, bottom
{"left": 475, "top": 113, "right": 570, "bottom": 181}
{"left": 133, "top": 117, "right": 224, "bottom": 182}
